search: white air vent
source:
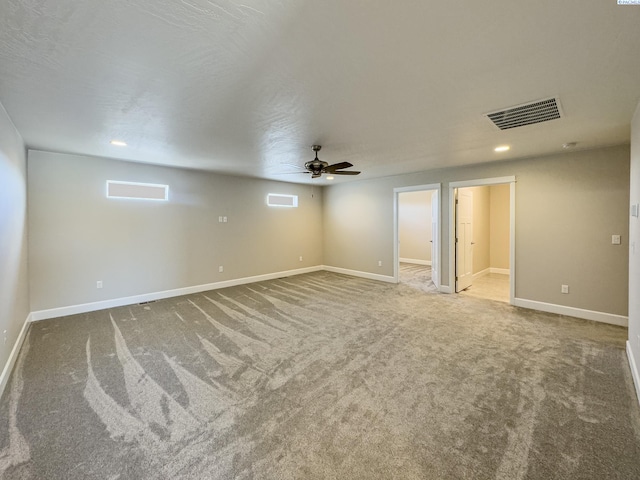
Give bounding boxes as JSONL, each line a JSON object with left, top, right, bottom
{"left": 486, "top": 97, "right": 562, "bottom": 130}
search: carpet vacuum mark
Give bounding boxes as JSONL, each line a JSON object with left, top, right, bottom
{"left": 1, "top": 271, "right": 639, "bottom": 479}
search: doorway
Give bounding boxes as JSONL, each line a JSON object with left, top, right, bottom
{"left": 394, "top": 184, "right": 441, "bottom": 291}
{"left": 449, "top": 177, "right": 515, "bottom": 304}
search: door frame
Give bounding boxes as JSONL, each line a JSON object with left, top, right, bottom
{"left": 393, "top": 183, "right": 441, "bottom": 286}
{"left": 448, "top": 176, "right": 516, "bottom": 304}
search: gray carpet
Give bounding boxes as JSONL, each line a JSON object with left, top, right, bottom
{"left": 1, "top": 271, "right": 639, "bottom": 479}
{"left": 399, "top": 262, "right": 439, "bottom": 293}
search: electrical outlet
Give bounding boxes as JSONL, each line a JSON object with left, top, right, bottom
{"left": 219, "top": 266, "right": 224, "bottom": 273}
{"left": 378, "top": 260, "right": 382, "bottom": 267}
{"left": 561, "top": 284, "right": 569, "bottom": 294}
{"left": 299, "top": 256, "right": 303, "bottom": 262}
{"left": 96, "top": 280, "right": 103, "bottom": 289}
{"left": 612, "top": 235, "right": 621, "bottom": 245}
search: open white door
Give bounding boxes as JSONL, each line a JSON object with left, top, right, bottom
{"left": 431, "top": 191, "right": 439, "bottom": 289}
{"left": 456, "top": 189, "right": 473, "bottom": 292}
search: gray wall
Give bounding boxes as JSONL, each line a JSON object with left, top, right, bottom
{"left": 629, "top": 101, "right": 640, "bottom": 381}
{"left": 0, "top": 103, "right": 29, "bottom": 371}
{"left": 28, "top": 151, "right": 323, "bottom": 312}
{"left": 324, "top": 145, "right": 630, "bottom": 316}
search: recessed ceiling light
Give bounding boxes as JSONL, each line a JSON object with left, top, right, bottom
{"left": 110, "top": 140, "right": 127, "bottom": 147}
{"left": 326, "top": 176, "right": 334, "bottom": 180}
{"left": 494, "top": 145, "right": 510, "bottom": 152}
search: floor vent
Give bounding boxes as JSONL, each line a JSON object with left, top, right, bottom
{"left": 138, "top": 300, "right": 157, "bottom": 305}
{"left": 485, "top": 97, "right": 562, "bottom": 130}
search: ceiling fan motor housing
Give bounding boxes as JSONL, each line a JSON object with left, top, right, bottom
{"left": 304, "top": 159, "right": 328, "bottom": 174}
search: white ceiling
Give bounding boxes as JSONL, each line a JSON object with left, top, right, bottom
{"left": 1, "top": 0, "right": 640, "bottom": 184}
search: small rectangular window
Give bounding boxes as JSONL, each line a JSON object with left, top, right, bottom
{"left": 106, "top": 181, "right": 168, "bottom": 201}
{"left": 267, "top": 193, "right": 298, "bottom": 207}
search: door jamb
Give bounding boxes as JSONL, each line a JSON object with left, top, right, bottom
{"left": 448, "top": 176, "right": 516, "bottom": 304}
{"left": 393, "top": 183, "right": 441, "bottom": 285}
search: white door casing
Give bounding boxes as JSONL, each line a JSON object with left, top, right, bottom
{"left": 393, "top": 183, "right": 441, "bottom": 286}
{"left": 431, "top": 190, "right": 439, "bottom": 289}
{"left": 456, "top": 188, "right": 473, "bottom": 292}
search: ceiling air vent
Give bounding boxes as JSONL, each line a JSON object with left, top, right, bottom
{"left": 485, "top": 97, "right": 562, "bottom": 130}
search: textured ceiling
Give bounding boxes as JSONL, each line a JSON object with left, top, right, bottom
{"left": 1, "top": 0, "right": 640, "bottom": 184}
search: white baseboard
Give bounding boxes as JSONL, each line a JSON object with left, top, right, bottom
{"left": 473, "top": 268, "right": 490, "bottom": 279}
{"left": 490, "top": 267, "right": 510, "bottom": 275}
{"left": 513, "top": 297, "right": 628, "bottom": 327}
{"left": 0, "top": 314, "right": 31, "bottom": 399}
{"left": 322, "top": 265, "right": 396, "bottom": 284}
{"left": 473, "top": 267, "right": 509, "bottom": 279}
{"left": 399, "top": 258, "right": 432, "bottom": 266}
{"left": 626, "top": 341, "right": 640, "bottom": 406}
{"left": 30, "top": 266, "right": 324, "bottom": 321}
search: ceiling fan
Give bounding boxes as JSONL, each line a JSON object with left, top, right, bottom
{"left": 303, "top": 145, "right": 361, "bottom": 179}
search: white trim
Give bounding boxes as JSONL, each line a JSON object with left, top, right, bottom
{"left": 30, "top": 266, "right": 323, "bottom": 321}
{"left": 448, "top": 187, "right": 456, "bottom": 293}
{"left": 439, "top": 284, "right": 453, "bottom": 294}
{"left": 627, "top": 341, "right": 640, "bottom": 406}
{"left": 449, "top": 177, "right": 516, "bottom": 302}
{"left": 0, "top": 314, "right": 32, "bottom": 398}
{"left": 513, "top": 298, "right": 628, "bottom": 327}
{"left": 490, "top": 267, "right": 510, "bottom": 275}
{"left": 473, "top": 268, "right": 490, "bottom": 279}
{"left": 322, "top": 265, "right": 396, "bottom": 284}
{"left": 399, "top": 258, "right": 431, "bottom": 266}
{"left": 473, "top": 267, "right": 509, "bottom": 279}
{"left": 509, "top": 181, "right": 516, "bottom": 305}
{"left": 449, "top": 176, "right": 516, "bottom": 188}
{"left": 394, "top": 183, "right": 441, "bottom": 287}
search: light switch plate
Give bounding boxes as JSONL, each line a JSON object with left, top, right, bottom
{"left": 612, "top": 235, "right": 621, "bottom": 245}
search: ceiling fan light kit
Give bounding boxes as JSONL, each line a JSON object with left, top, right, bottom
{"left": 302, "top": 145, "right": 361, "bottom": 179}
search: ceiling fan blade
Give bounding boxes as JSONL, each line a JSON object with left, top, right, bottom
{"left": 324, "top": 162, "right": 353, "bottom": 172}
{"left": 332, "top": 170, "right": 361, "bottom": 175}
